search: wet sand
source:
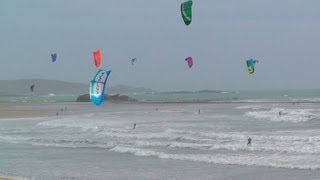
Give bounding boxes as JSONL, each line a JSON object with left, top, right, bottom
{"left": 0, "top": 102, "right": 80, "bottom": 119}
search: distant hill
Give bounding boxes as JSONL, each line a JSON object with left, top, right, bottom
{"left": 0, "top": 79, "right": 156, "bottom": 96}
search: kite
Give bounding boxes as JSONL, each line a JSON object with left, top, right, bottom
{"left": 246, "top": 58, "right": 259, "bottom": 74}
{"left": 181, "top": 0, "right": 193, "bottom": 26}
{"left": 185, "top": 56, "right": 193, "bottom": 68}
{"left": 93, "top": 50, "right": 102, "bottom": 68}
{"left": 131, "top": 58, "right": 137, "bottom": 65}
{"left": 90, "top": 69, "right": 111, "bottom": 106}
{"left": 51, "top": 53, "right": 57, "bottom": 62}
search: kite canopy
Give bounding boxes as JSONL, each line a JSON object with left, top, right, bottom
{"left": 185, "top": 57, "right": 193, "bottom": 68}
{"left": 90, "top": 69, "right": 111, "bottom": 106}
{"left": 30, "top": 84, "right": 35, "bottom": 92}
{"left": 246, "top": 58, "right": 259, "bottom": 74}
{"left": 131, "top": 58, "right": 137, "bottom": 65}
{"left": 93, "top": 50, "right": 102, "bottom": 68}
{"left": 181, "top": 0, "right": 193, "bottom": 26}
{"left": 51, "top": 53, "right": 57, "bottom": 62}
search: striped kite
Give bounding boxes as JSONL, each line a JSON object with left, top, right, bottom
{"left": 90, "top": 69, "right": 111, "bottom": 106}
{"left": 181, "top": 0, "right": 193, "bottom": 26}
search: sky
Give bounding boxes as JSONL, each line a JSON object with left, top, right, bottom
{"left": 1, "top": 0, "right": 320, "bottom": 91}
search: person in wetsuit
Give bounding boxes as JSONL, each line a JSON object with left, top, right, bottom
{"left": 247, "top": 137, "right": 252, "bottom": 146}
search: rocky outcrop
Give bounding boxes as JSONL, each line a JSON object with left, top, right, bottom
{"left": 76, "top": 94, "right": 135, "bottom": 102}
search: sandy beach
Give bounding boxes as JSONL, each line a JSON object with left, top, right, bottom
{"left": 0, "top": 102, "right": 85, "bottom": 119}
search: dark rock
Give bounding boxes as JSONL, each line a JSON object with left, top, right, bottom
{"left": 76, "top": 94, "right": 135, "bottom": 102}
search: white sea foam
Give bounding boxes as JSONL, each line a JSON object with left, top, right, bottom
{"left": 110, "top": 146, "right": 320, "bottom": 170}
{"left": 245, "top": 108, "right": 316, "bottom": 122}
{"left": 290, "top": 98, "right": 320, "bottom": 102}
{"left": 235, "top": 105, "right": 264, "bottom": 110}
{"left": 7, "top": 124, "right": 319, "bottom": 155}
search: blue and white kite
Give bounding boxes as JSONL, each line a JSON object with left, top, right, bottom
{"left": 90, "top": 69, "right": 111, "bottom": 106}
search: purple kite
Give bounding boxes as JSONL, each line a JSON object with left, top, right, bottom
{"left": 185, "top": 56, "right": 193, "bottom": 68}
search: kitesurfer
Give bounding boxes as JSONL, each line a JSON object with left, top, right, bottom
{"left": 30, "top": 84, "right": 35, "bottom": 92}
{"left": 247, "top": 137, "right": 252, "bottom": 146}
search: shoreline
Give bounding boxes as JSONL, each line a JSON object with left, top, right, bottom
{"left": 0, "top": 102, "right": 82, "bottom": 119}
{"left": 0, "top": 100, "right": 317, "bottom": 119}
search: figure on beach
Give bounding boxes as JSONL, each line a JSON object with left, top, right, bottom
{"left": 279, "top": 111, "right": 282, "bottom": 116}
{"left": 247, "top": 137, "right": 251, "bottom": 146}
{"left": 133, "top": 123, "right": 136, "bottom": 129}
{"left": 198, "top": 109, "right": 200, "bottom": 114}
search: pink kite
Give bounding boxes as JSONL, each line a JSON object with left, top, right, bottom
{"left": 185, "top": 56, "right": 193, "bottom": 68}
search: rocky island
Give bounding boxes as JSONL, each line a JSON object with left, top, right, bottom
{"left": 76, "top": 94, "right": 136, "bottom": 102}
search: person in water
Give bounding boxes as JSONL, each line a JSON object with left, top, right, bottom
{"left": 133, "top": 123, "right": 136, "bottom": 129}
{"left": 279, "top": 111, "right": 282, "bottom": 116}
{"left": 198, "top": 109, "right": 201, "bottom": 114}
{"left": 247, "top": 137, "right": 251, "bottom": 146}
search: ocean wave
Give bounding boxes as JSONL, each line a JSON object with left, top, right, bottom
{"left": 289, "top": 98, "right": 320, "bottom": 102}
{"left": 30, "top": 139, "right": 116, "bottom": 149}
{"left": 110, "top": 146, "right": 320, "bottom": 170}
{"left": 132, "top": 139, "right": 320, "bottom": 154}
{"left": 235, "top": 105, "right": 264, "bottom": 110}
{"left": 2, "top": 126, "right": 320, "bottom": 155}
{"left": 245, "top": 108, "right": 316, "bottom": 122}
{"left": 0, "top": 134, "right": 117, "bottom": 149}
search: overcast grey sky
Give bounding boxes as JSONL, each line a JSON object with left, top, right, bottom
{"left": 1, "top": 0, "right": 320, "bottom": 91}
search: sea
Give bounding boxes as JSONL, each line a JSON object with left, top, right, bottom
{"left": 0, "top": 90, "right": 320, "bottom": 179}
